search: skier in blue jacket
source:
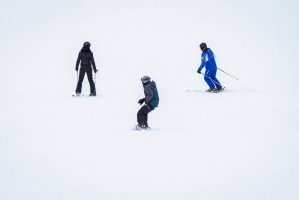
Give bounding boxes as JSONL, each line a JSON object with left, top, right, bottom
{"left": 197, "top": 42, "right": 223, "bottom": 92}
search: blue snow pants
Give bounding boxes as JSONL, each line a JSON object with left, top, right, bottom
{"left": 204, "top": 68, "right": 222, "bottom": 89}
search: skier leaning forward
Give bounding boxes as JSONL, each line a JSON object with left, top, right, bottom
{"left": 75, "top": 42, "right": 98, "bottom": 96}
{"left": 136, "top": 76, "right": 159, "bottom": 130}
{"left": 197, "top": 42, "right": 223, "bottom": 92}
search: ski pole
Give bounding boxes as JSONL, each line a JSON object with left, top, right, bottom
{"left": 217, "top": 67, "right": 239, "bottom": 80}
{"left": 200, "top": 73, "right": 223, "bottom": 87}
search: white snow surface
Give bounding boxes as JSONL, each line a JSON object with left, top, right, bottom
{"left": 1, "top": 0, "right": 299, "bottom": 200}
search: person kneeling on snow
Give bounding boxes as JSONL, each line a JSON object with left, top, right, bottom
{"left": 136, "top": 76, "right": 159, "bottom": 130}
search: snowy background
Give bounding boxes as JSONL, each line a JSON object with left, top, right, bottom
{"left": 0, "top": 0, "right": 299, "bottom": 199}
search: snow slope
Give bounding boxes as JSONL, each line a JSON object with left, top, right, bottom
{"left": 0, "top": 0, "right": 299, "bottom": 200}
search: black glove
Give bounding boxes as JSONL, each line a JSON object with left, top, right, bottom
{"left": 76, "top": 68, "right": 78, "bottom": 71}
{"left": 94, "top": 69, "right": 99, "bottom": 73}
{"left": 138, "top": 98, "right": 145, "bottom": 105}
{"left": 197, "top": 70, "right": 201, "bottom": 74}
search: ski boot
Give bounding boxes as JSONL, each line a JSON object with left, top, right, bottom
{"left": 216, "top": 87, "right": 225, "bottom": 92}
{"left": 136, "top": 124, "right": 144, "bottom": 130}
{"left": 143, "top": 122, "right": 151, "bottom": 130}
{"left": 206, "top": 88, "right": 217, "bottom": 92}
{"left": 135, "top": 123, "right": 151, "bottom": 130}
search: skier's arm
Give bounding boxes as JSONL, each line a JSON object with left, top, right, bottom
{"left": 75, "top": 52, "right": 81, "bottom": 71}
{"left": 144, "top": 85, "right": 153, "bottom": 104}
{"left": 90, "top": 53, "right": 98, "bottom": 72}
{"left": 197, "top": 55, "right": 206, "bottom": 73}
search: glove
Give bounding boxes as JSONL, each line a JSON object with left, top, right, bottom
{"left": 76, "top": 68, "right": 78, "bottom": 71}
{"left": 197, "top": 70, "right": 201, "bottom": 74}
{"left": 94, "top": 69, "right": 99, "bottom": 73}
{"left": 138, "top": 98, "right": 145, "bottom": 105}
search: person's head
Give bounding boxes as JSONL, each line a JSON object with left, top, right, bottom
{"left": 141, "top": 76, "right": 151, "bottom": 84}
{"left": 199, "top": 42, "right": 207, "bottom": 51}
{"left": 83, "top": 41, "right": 91, "bottom": 50}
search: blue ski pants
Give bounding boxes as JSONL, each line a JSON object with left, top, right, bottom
{"left": 204, "top": 68, "right": 222, "bottom": 89}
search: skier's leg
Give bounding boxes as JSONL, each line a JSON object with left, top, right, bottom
{"left": 210, "top": 69, "right": 222, "bottom": 89}
{"left": 75, "top": 69, "right": 85, "bottom": 93}
{"left": 144, "top": 114, "right": 148, "bottom": 127}
{"left": 137, "top": 105, "right": 152, "bottom": 126}
{"left": 144, "top": 106, "right": 154, "bottom": 127}
{"left": 86, "top": 68, "right": 96, "bottom": 94}
{"left": 204, "top": 70, "right": 216, "bottom": 89}
{"left": 137, "top": 106, "right": 146, "bottom": 125}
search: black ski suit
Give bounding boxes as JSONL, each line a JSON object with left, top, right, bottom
{"left": 75, "top": 48, "right": 98, "bottom": 94}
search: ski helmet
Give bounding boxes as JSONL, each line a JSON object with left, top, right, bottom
{"left": 83, "top": 41, "right": 91, "bottom": 47}
{"left": 141, "top": 76, "right": 151, "bottom": 83}
{"left": 199, "top": 42, "right": 207, "bottom": 50}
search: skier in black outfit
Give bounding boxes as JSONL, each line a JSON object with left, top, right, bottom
{"left": 136, "top": 76, "right": 159, "bottom": 130}
{"left": 75, "top": 42, "right": 98, "bottom": 96}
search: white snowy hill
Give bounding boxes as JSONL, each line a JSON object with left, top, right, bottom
{"left": 0, "top": 0, "right": 298, "bottom": 200}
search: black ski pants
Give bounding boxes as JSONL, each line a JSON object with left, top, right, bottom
{"left": 137, "top": 105, "right": 153, "bottom": 126}
{"left": 75, "top": 67, "right": 96, "bottom": 94}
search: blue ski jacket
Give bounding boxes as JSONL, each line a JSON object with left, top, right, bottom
{"left": 197, "top": 48, "right": 217, "bottom": 73}
{"left": 143, "top": 81, "right": 159, "bottom": 109}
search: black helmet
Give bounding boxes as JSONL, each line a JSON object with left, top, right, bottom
{"left": 83, "top": 41, "right": 91, "bottom": 47}
{"left": 199, "top": 42, "right": 207, "bottom": 50}
{"left": 141, "top": 76, "right": 151, "bottom": 83}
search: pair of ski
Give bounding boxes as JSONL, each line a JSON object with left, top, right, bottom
{"left": 207, "top": 87, "right": 225, "bottom": 93}
{"left": 188, "top": 87, "right": 225, "bottom": 93}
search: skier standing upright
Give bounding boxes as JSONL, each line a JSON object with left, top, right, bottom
{"left": 136, "top": 76, "right": 159, "bottom": 130}
{"left": 197, "top": 42, "right": 223, "bottom": 92}
{"left": 75, "top": 42, "right": 98, "bottom": 96}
